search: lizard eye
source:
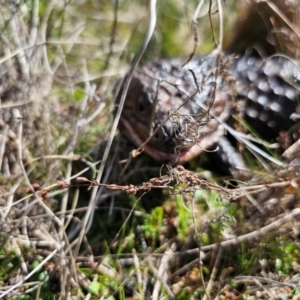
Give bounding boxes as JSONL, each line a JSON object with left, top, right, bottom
{"left": 137, "top": 96, "right": 146, "bottom": 113}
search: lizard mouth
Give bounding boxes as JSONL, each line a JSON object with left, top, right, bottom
{"left": 119, "top": 115, "right": 224, "bottom": 163}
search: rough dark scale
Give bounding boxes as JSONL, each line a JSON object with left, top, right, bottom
{"left": 232, "top": 55, "right": 300, "bottom": 138}
{"left": 118, "top": 52, "right": 300, "bottom": 165}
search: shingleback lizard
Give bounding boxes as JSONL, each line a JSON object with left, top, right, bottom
{"left": 117, "top": 52, "right": 300, "bottom": 165}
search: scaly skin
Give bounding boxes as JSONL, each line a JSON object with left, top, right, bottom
{"left": 117, "top": 53, "right": 300, "bottom": 164}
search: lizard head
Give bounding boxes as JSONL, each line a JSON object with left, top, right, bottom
{"left": 117, "top": 57, "right": 230, "bottom": 163}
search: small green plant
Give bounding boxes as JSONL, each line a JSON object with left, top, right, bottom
{"left": 140, "top": 206, "right": 164, "bottom": 249}
{"left": 0, "top": 251, "right": 21, "bottom": 284}
{"left": 16, "top": 260, "right": 53, "bottom": 300}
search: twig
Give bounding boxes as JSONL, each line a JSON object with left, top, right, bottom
{"left": 132, "top": 249, "right": 143, "bottom": 295}
{"left": 186, "top": 207, "right": 300, "bottom": 254}
{"left": 264, "top": 0, "right": 300, "bottom": 38}
{"left": 203, "top": 246, "right": 222, "bottom": 300}
{"left": 152, "top": 246, "right": 176, "bottom": 300}
{"left": 29, "top": 0, "right": 39, "bottom": 49}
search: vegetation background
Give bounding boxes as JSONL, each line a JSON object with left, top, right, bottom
{"left": 0, "top": 0, "right": 300, "bottom": 299}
